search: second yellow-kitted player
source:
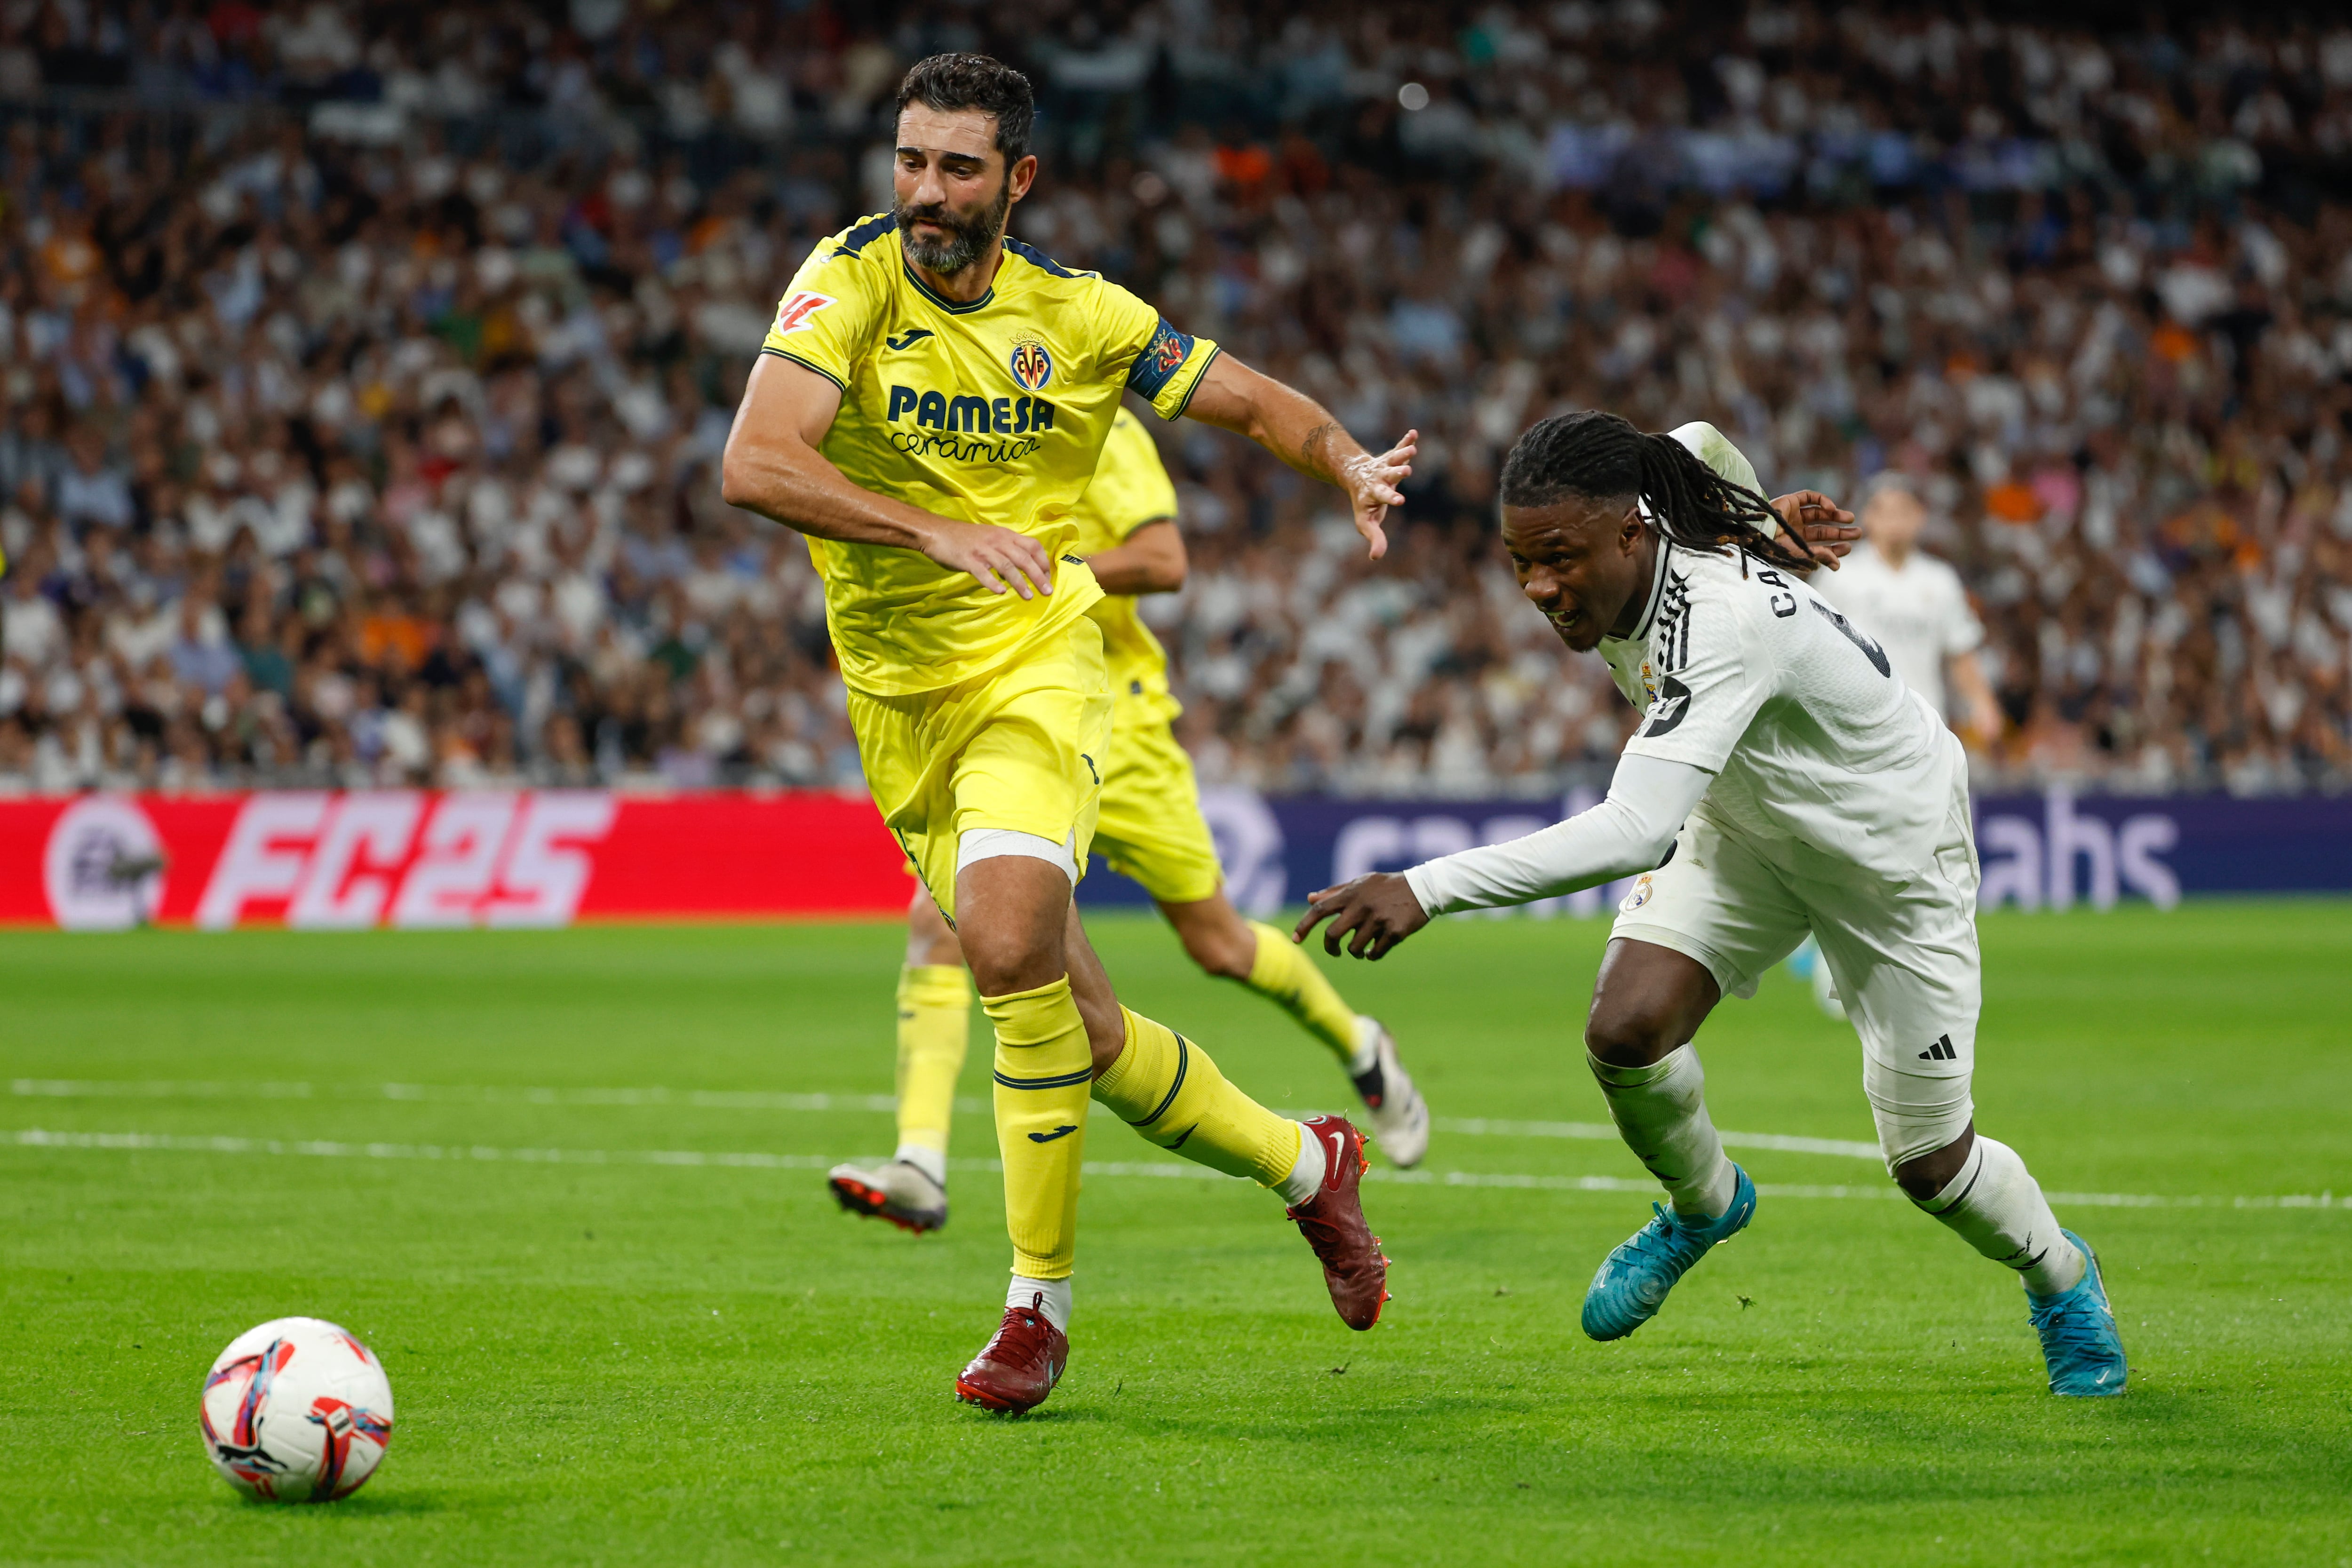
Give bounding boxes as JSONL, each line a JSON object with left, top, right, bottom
{"left": 829, "top": 409, "right": 1431, "bottom": 1239}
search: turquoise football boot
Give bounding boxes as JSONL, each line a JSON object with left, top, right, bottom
{"left": 1581, "top": 1165, "right": 1757, "bottom": 1341}
{"left": 2027, "top": 1229, "right": 2127, "bottom": 1396}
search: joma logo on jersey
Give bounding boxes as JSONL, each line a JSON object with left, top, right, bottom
{"left": 885, "top": 386, "right": 1058, "bottom": 435}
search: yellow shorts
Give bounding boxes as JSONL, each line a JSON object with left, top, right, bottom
{"left": 1091, "top": 699, "right": 1225, "bottom": 907}
{"left": 848, "top": 618, "right": 1112, "bottom": 926}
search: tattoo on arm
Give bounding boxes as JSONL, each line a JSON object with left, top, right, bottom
{"left": 1300, "top": 421, "right": 1339, "bottom": 475}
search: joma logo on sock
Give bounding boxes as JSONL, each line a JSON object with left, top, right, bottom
{"left": 1028, "top": 1125, "right": 1079, "bottom": 1144}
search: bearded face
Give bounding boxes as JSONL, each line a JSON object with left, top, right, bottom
{"left": 896, "top": 169, "right": 1012, "bottom": 277}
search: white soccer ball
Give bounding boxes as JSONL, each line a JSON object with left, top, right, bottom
{"left": 199, "top": 1317, "right": 395, "bottom": 1502}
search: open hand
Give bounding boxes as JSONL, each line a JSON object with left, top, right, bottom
{"left": 923, "top": 519, "right": 1055, "bottom": 599}
{"left": 1293, "top": 872, "right": 1430, "bottom": 961}
{"left": 1339, "top": 430, "right": 1417, "bottom": 561}
{"left": 1770, "top": 490, "right": 1859, "bottom": 571}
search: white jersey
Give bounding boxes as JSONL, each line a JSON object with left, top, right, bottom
{"left": 1813, "top": 543, "right": 1982, "bottom": 717}
{"left": 1595, "top": 511, "right": 1965, "bottom": 883}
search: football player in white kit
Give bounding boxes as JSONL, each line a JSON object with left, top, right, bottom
{"left": 1818, "top": 473, "right": 2002, "bottom": 740}
{"left": 1296, "top": 411, "right": 2126, "bottom": 1397}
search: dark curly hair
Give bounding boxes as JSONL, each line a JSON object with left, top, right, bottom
{"left": 896, "top": 54, "right": 1035, "bottom": 166}
{"left": 1499, "top": 410, "right": 1815, "bottom": 576}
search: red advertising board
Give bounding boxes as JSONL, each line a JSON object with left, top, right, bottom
{"left": 0, "top": 791, "right": 914, "bottom": 929}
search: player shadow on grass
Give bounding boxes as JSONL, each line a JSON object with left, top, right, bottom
{"left": 227, "top": 1491, "right": 451, "bottom": 1516}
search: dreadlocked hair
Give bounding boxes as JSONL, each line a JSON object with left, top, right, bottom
{"left": 1498, "top": 410, "right": 1816, "bottom": 576}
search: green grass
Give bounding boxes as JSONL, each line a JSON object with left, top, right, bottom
{"left": 2, "top": 902, "right": 2347, "bottom": 1567}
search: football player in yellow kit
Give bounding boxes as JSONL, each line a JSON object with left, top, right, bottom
{"left": 721, "top": 54, "right": 1414, "bottom": 1414}
{"left": 828, "top": 408, "right": 1430, "bottom": 1240}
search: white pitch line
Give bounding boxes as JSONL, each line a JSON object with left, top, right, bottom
{"left": 7, "top": 1079, "right": 1883, "bottom": 1161}
{"left": 8, "top": 1078, "right": 905, "bottom": 1115}
{"left": 8, "top": 1128, "right": 2345, "bottom": 1211}
{"left": 1432, "top": 1116, "right": 1884, "bottom": 1162}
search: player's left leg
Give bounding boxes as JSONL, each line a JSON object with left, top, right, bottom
{"left": 1062, "top": 905, "right": 1390, "bottom": 1333}
{"left": 1092, "top": 716, "right": 1431, "bottom": 1164}
{"left": 1805, "top": 802, "right": 2125, "bottom": 1397}
{"left": 1156, "top": 890, "right": 1430, "bottom": 1168}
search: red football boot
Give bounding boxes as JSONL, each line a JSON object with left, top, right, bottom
{"left": 1287, "top": 1115, "right": 1391, "bottom": 1330}
{"left": 954, "top": 1294, "right": 1068, "bottom": 1415}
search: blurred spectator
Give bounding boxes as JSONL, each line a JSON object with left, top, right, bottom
{"left": 2, "top": 3, "right": 2351, "bottom": 798}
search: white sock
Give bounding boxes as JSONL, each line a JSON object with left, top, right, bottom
{"left": 1345, "top": 1017, "right": 1381, "bottom": 1077}
{"left": 1007, "top": 1274, "right": 1071, "bottom": 1333}
{"left": 1589, "top": 1046, "right": 1739, "bottom": 1219}
{"left": 893, "top": 1143, "right": 947, "bottom": 1187}
{"left": 1914, "top": 1136, "right": 2086, "bottom": 1297}
{"left": 1275, "top": 1120, "right": 1327, "bottom": 1206}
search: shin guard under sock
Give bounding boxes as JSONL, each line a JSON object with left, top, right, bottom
{"left": 984, "top": 976, "right": 1093, "bottom": 1280}
{"left": 1589, "top": 1045, "right": 1739, "bottom": 1219}
{"left": 1092, "top": 1007, "right": 1301, "bottom": 1186}
{"left": 1914, "top": 1136, "right": 2086, "bottom": 1296}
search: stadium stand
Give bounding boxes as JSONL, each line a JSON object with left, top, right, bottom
{"left": 3, "top": 4, "right": 2351, "bottom": 796}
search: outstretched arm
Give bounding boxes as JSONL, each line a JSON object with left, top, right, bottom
{"left": 720, "top": 355, "right": 1058, "bottom": 599}
{"left": 1294, "top": 753, "right": 1712, "bottom": 960}
{"left": 1183, "top": 356, "right": 1416, "bottom": 561}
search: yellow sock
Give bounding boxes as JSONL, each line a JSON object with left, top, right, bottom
{"left": 894, "top": 964, "right": 970, "bottom": 1161}
{"left": 1244, "top": 921, "right": 1364, "bottom": 1065}
{"left": 1091, "top": 1007, "right": 1302, "bottom": 1186}
{"left": 984, "top": 976, "right": 1094, "bottom": 1281}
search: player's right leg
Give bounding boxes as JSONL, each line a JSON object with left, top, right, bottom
{"left": 1580, "top": 820, "right": 1812, "bottom": 1340}
{"left": 1578, "top": 937, "right": 1756, "bottom": 1339}
{"left": 826, "top": 889, "right": 966, "bottom": 1234}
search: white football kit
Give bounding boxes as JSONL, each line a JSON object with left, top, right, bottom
{"left": 1814, "top": 542, "right": 1984, "bottom": 717}
{"left": 1406, "top": 430, "right": 1982, "bottom": 1169}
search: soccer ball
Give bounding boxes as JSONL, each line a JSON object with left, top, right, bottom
{"left": 199, "top": 1317, "right": 395, "bottom": 1502}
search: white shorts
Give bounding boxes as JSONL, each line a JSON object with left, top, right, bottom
{"left": 1610, "top": 781, "right": 1981, "bottom": 1170}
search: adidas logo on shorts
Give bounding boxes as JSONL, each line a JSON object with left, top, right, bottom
{"left": 1918, "top": 1034, "right": 1958, "bottom": 1061}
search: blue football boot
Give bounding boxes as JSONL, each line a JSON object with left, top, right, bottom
{"left": 2027, "top": 1229, "right": 2127, "bottom": 1396}
{"left": 1581, "top": 1165, "right": 1757, "bottom": 1341}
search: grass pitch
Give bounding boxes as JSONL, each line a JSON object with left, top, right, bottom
{"left": 2, "top": 902, "right": 2348, "bottom": 1567}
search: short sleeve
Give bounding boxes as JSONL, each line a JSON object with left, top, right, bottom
{"left": 1097, "top": 279, "right": 1220, "bottom": 420}
{"left": 1669, "top": 421, "right": 1764, "bottom": 495}
{"left": 1939, "top": 567, "right": 1986, "bottom": 657}
{"left": 759, "top": 243, "right": 884, "bottom": 390}
{"left": 1082, "top": 414, "right": 1179, "bottom": 538}
{"left": 1620, "top": 573, "right": 1773, "bottom": 774}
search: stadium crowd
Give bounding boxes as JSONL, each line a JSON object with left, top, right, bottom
{"left": 5, "top": 2, "right": 2352, "bottom": 796}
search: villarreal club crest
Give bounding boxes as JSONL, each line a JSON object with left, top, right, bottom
{"left": 1009, "top": 338, "right": 1053, "bottom": 392}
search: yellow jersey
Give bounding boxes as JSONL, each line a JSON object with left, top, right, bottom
{"left": 1072, "top": 409, "right": 1183, "bottom": 725}
{"left": 762, "top": 214, "right": 1221, "bottom": 697}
